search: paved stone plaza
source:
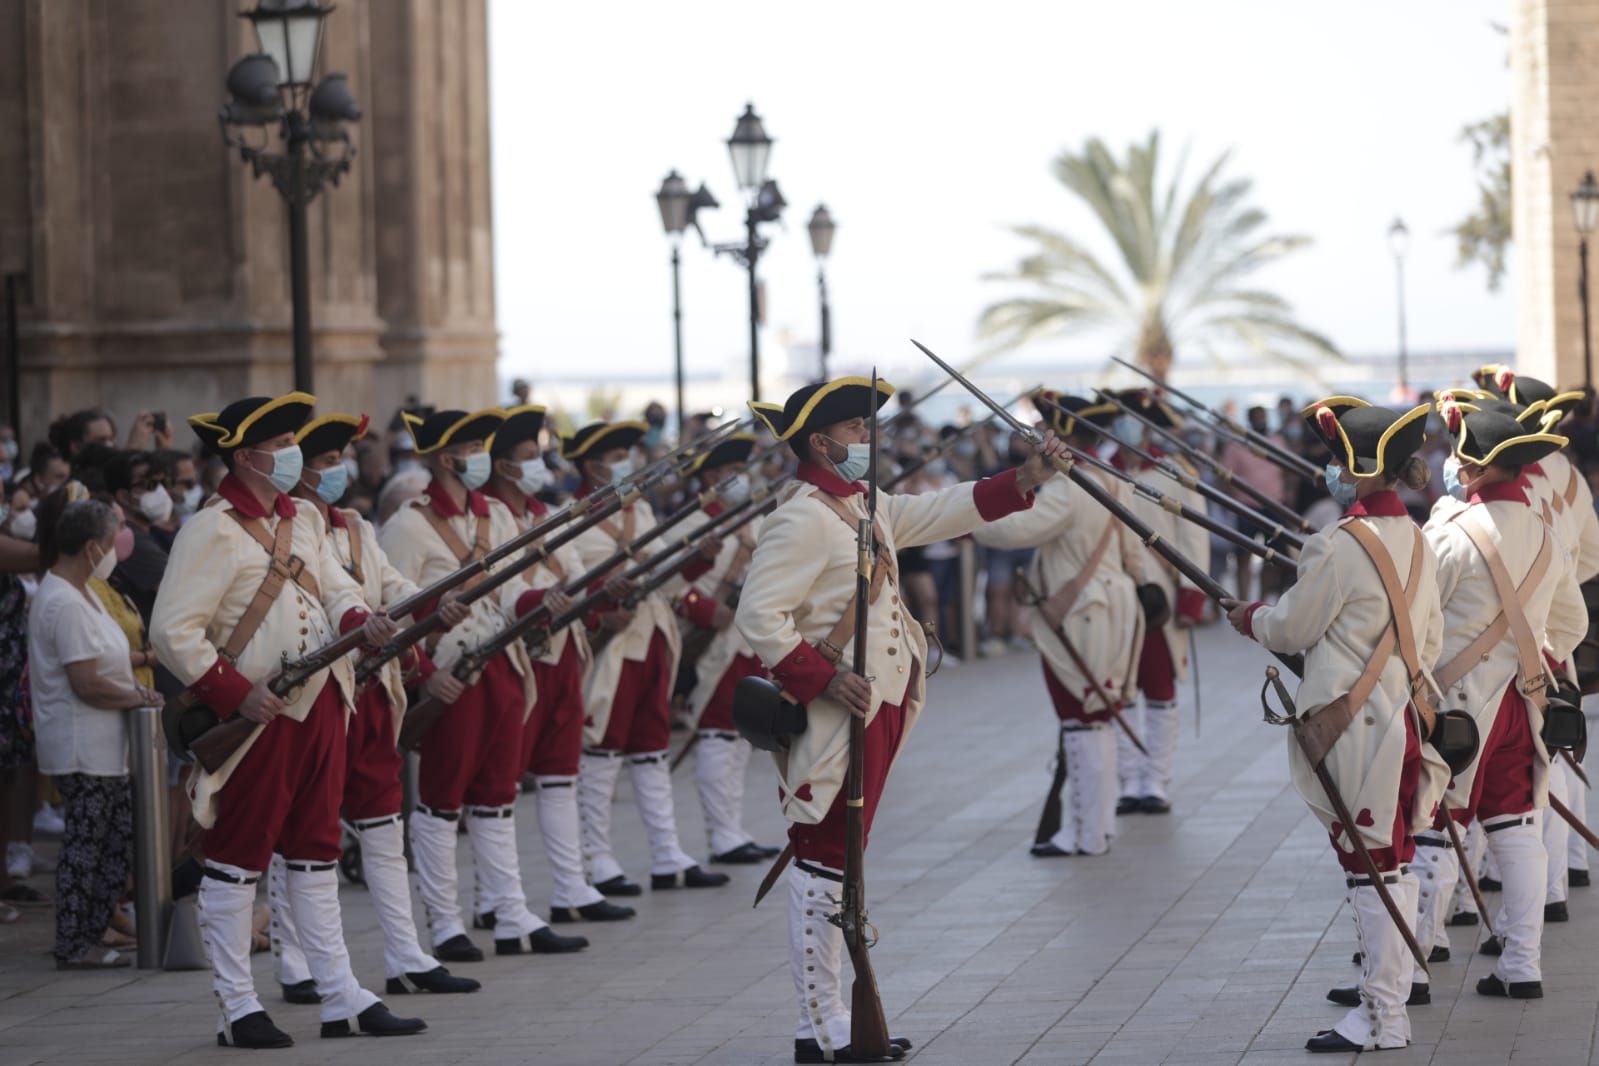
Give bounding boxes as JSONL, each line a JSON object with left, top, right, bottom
{"left": 1, "top": 624, "right": 1594, "bottom": 1065}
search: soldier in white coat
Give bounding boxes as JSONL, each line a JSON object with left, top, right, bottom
{"left": 268, "top": 412, "right": 480, "bottom": 1001}
{"left": 672, "top": 434, "right": 782, "bottom": 864}
{"left": 975, "top": 393, "right": 1150, "bottom": 858}
{"left": 738, "top": 377, "right": 1068, "bottom": 1065}
{"left": 379, "top": 408, "right": 588, "bottom": 962}
{"left": 1107, "top": 388, "right": 1211, "bottom": 814}
{"left": 153, "top": 394, "right": 425, "bottom": 1047}
{"left": 1409, "top": 399, "right": 1585, "bottom": 1001}
{"left": 561, "top": 421, "right": 729, "bottom": 895}
{"left": 1225, "top": 398, "right": 1450, "bottom": 1054}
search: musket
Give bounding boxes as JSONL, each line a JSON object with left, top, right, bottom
{"left": 918, "top": 338, "right": 1432, "bottom": 975}
{"left": 1090, "top": 387, "right": 1314, "bottom": 537}
{"left": 1550, "top": 790, "right": 1599, "bottom": 851}
{"left": 1440, "top": 812, "right": 1495, "bottom": 938}
{"left": 1111, "top": 356, "right": 1321, "bottom": 479}
{"left": 1034, "top": 718, "right": 1068, "bottom": 847}
{"left": 1013, "top": 568, "right": 1149, "bottom": 756}
{"left": 838, "top": 367, "right": 892, "bottom": 1059}
{"left": 882, "top": 387, "right": 1037, "bottom": 492}
{"left": 881, "top": 372, "right": 956, "bottom": 429}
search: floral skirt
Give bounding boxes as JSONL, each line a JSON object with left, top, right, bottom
{"left": 53, "top": 774, "right": 133, "bottom": 962}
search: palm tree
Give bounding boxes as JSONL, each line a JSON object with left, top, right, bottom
{"left": 979, "top": 131, "right": 1339, "bottom": 379}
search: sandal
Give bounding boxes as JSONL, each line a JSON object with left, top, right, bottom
{"left": 56, "top": 947, "right": 131, "bottom": 970}
{"left": 101, "top": 928, "right": 137, "bottom": 950}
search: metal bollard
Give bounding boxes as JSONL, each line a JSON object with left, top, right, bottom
{"left": 958, "top": 539, "right": 977, "bottom": 663}
{"left": 126, "top": 705, "right": 171, "bottom": 970}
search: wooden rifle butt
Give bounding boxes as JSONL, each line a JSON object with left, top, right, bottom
{"left": 397, "top": 694, "right": 447, "bottom": 751}
{"left": 189, "top": 715, "right": 258, "bottom": 774}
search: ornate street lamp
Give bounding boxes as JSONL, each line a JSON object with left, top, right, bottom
{"left": 716, "top": 103, "right": 781, "bottom": 402}
{"left": 1573, "top": 171, "right": 1599, "bottom": 393}
{"left": 657, "top": 171, "right": 691, "bottom": 438}
{"left": 808, "top": 205, "right": 836, "bottom": 380}
{"left": 219, "top": 0, "right": 359, "bottom": 395}
{"left": 1387, "top": 217, "right": 1409, "bottom": 400}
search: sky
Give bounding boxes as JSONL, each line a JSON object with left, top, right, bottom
{"left": 487, "top": 0, "right": 1513, "bottom": 395}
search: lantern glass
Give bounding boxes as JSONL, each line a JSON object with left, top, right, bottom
{"left": 656, "top": 171, "right": 690, "bottom": 236}
{"left": 808, "top": 204, "right": 836, "bottom": 259}
{"left": 1387, "top": 217, "right": 1409, "bottom": 259}
{"left": 244, "top": 0, "right": 330, "bottom": 88}
{"left": 1573, "top": 171, "right": 1599, "bottom": 237}
{"left": 726, "top": 103, "right": 773, "bottom": 192}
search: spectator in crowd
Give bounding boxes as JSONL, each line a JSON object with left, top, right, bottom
{"left": 153, "top": 448, "right": 202, "bottom": 546}
{"left": 0, "top": 424, "right": 17, "bottom": 484}
{"left": 27, "top": 498, "right": 158, "bottom": 967}
{"left": 18, "top": 443, "right": 69, "bottom": 507}
{"left": 47, "top": 410, "right": 116, "bottom": 462}
{"left": 0, "top": 525, "right": 41, "bottom": 920}
{"left": 102, "top": 452, "right": 170, "bottom": 622}
{"left": 979, "top": 430, "right": 1036, "bottom": 656}
{"left": 510, "top": 378, "right": 532, "bottom": 407}
{"left": 1218, "top": 405, "right": 1289, "bottom": 601}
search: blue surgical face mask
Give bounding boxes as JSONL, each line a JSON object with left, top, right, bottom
{"left": 608, "top": 457, "right": 635, "bottom": 486}
{"left": 257, "top": 445, "right": 303, "bottom": 494}
{"left": 313, "top": 462, "right": 350, "bottom": 505}
{"left": 458, "top": 451, "right": 491, "bottom": 490}
{"left": 824, "top": 437, "right": 872, "bottom": 482}
{"left": 720, "top": 472, "right": 751, "bottom": 505}
{"left": 1443, "top": 455, "right": 1467, "bottom": 501}
{"left": 1323, "top": 462, "right": 1357, "bottom": 508}
{"left": 1113, "top": 415, "right": 1142, "bottom": 444}
{"left": 516, "top": 458, "right": 551, "bottom": 496}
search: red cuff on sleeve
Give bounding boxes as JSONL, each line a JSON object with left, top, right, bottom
{"left": 771, "top": 641, "right": 837, "bottom": 705}
{"left": 678, "top": 588, "right": 719, "bottom": 629}
{"left": 973, "top": 467, "right": 1035, "bottom": 521}
{"left": 681, "top": 556, "right": 715, "bottom": 583}
{"left": 339, "top": 607, "right": 370, "bottom": 636}
{"left": 1241, "top": 601, "right": 1266, "bottom": 641}
{"left": 408, "top": 645, "right": 437, "bottom": 683}
{"left": 516, "top": 588, "right": 546, "bottom": 617}
{"left": 189, "top": 656, "right": 254, "bottom": 720}
{"left": 1176, "top": 588, "right": 1208, "bottom": 623}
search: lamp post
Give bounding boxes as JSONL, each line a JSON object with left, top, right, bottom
{"left": 1573, "top": 171, "right": 1599, "bottom": 394}
{"left": 217, "top": 0, "right": 360, "bottom": 396}
{"left": 716, "top": 103, "right": 782, "bottom": 403}
{"left": 655, "top": 171, "right": 719, "bottom": 439}
{"left": 808, "top": 205, "right": 836, "bottom": 380}
{"left": 1387, "top": 217, "right": 1410, "bottom": 401}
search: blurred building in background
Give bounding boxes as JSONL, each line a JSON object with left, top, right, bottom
{"left": 0, "top": 0, "right": 497, "bottom": 448}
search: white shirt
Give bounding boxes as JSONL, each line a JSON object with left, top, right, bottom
{"left": 27, "top": 572, "right": 132, "bottom": 776}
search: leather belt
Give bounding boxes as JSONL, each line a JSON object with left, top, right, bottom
{"left": 202, "top": 866, "right": 260, "bottom": 885}
{"left": 415, "top": 803, "right": 460, "bottom": 822}
{"left": 466, "top": 806, "right": 514, "bottom": 819}
{"left": 284, "top": 861, "right": 337, "bottom": 873}
{"left": 1484, "top": 815, "right": 1536, "bottom": 834}
{"left": 628, "top": 753, "right": 667, "bottom": 765}
{"left": 349, "top": 813, "right": 401, "bottom": 831}
{"left": 1413, "top": 834, "right": 1448, "bottom": 848}
{"left": 795, "top": 859, "right": 843, "bottom": 883}
{"left": 699, "top": 730, "right": 740, "bottom": 741}
{"left": 583, "top": 748, "right": 622, "bottom": 759}
{"left": 1346, "top": 865, "right": 1408, "bottom": 889}
{"left": 1060, "top": 722, "right": 1100, "bottom": 733}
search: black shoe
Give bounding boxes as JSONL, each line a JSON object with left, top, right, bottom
{"left": 433, "top": 933, "right": 484, "bottom": 963}
{"left": 321, "top": 1002, "right": 427, "bottom": 1038}
{"left": 711, "top": 841, "right": 772, "bottom": 864}
{"left": 1477, "top": 973, "right": 1543, "bottom": 999}
{"left": 1029, "top": 841, "right": 1073, "bottom": 858}
{"left": 384, "top": 966, "right": 480, "bottom": 995}
{"left": 218, "top": 1010, "right": 294, "bottom": 1049}
{"left": 753, "top": 843, "right": 782, "bottom": 859}
{"left": 1139, "top": 795, "right": 1171, "bottom": 814}
{"left": 652, "top": 865, "right": 730, "bottom": 890}
{"left": 1479, "top": 935, "right": 1503, "bottom": 957}
{"left": 595, "top": 874, "right": 643, "bottom": 897}
{"left": 1545, "top": 900, "right": 1569, "bottom": 923}
{"left": 471, "top": 911, "right": 496, "bottom": 930}
{"left": 1430, "top": 945, "right": 1450, "bottom": 963}
{"left": 281, "top": 979, "right": 321, "bottom": 1005}
{"left": 793, "top": 1037, "right": 906, "bottom": 1063}
{"left": 1327, "top": 982, "right": 1430, "bottom": 1008}
{"left": 495, "top": 926, "right": 589, "bottom": 955}
{"left": 1480, "top": 876, "right": 1502, "bottom": 891}
{"left": 1305, "top": 1030, "right": 1362, "bottom": 1054}
{"left": 1115, "top": 796, "right": 1141, "bottom": 815}
{"left": 1448, "top": 911, "right": 1480, "bottom": 927}
{"left": 550, "top": 899, "right": 636, "bottom": 923}
{"left": 1571, "top": 868, "right": 1591, "bottom": 888}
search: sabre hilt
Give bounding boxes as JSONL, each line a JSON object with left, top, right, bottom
{"left": 1261, "top": 665, "right": 1297, "bottom": 726}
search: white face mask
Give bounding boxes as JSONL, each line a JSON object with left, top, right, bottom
{"left": 90, "top": 541, "right": 117, "bottom": 581}
{"left": 8, "top": 509, "right": 36, "bottom": 542}
{"left": 176, "top": 484, "right": 203, "bottom": 519}
{"left": 137, "top": 485, "right": 173, "bottom": 524}
{"left": 516, "top": 458, "right": 551, "bottom": 496}
{"left": 720, "top": 472, "right": 751, "bottom": 505}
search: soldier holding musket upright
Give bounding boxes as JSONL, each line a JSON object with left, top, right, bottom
{"left": 153, "top": 393, "right": 426, "bottom": 1048}
{"left": 266, "top": 412, "right": 480, "bottom": 1003}
{"left": 1225, "top": 398, "right": 1450, "bottom": 1054}
{"left": 737, "top": 377, "right": 1067, "bottom": 1064}
{"left": 481, "top": 405, "right": 636, "bottom": 924}
{"left": 379, "top": 408, "right": 589, "bottom": 962}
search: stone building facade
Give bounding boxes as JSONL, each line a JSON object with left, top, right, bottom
{"left": 0, "top": 0, "right": 497, "bottom": 450}
{"left": 1512, "top": 0, "right": 1599, "bottom": 389}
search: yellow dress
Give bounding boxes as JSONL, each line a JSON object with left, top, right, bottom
{"left": 90, "top": 578, "right": 151, "bottom": 689}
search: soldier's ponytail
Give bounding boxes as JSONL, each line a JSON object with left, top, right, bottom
{"left": 1391, "top": 454, "right": 1430, "bottom": 491}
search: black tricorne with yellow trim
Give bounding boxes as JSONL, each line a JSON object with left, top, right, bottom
{"left": 489, "top": 404, "right": 548, "bottom": 459}
{"left": 558, "top": 419, "right": 647, "bottom": 461}
{"left": 188, "top": 392, "right": 316, "bottom": 459}
{"left": 295, "top": 412, "right": 370, "bottom": 459}
{"left": 1301, "top": 396, "right": 1429, "bottom": 478}
{"left": 1033, "top": 390, "right": 1116, "bottom": 439}
{"left": 1435, "top": 398, "right": 1567, "bottom": 470}
{"left": 686, "top": 432, "right": 755, "bottom": 476}
{"left": 747, "top": 376, "right": 894, "bottom": 443}
{"left": 1472, "top": 364, "right": 1585, "bottom": 420}
{"left": 403, "top": 408, "right": 505, "bottom": 454}
{"left": 1111, "top": 387, "right": 1183, "bottom": 429}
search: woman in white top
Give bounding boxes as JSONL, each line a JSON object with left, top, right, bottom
{"left": 27, "top": 498, "right": 158, "bottom": 968}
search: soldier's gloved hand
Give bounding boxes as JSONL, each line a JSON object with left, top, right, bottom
{"left": 438, "top": 593, "right": 471, "bottom": 628}
{"left": 604, "top": 575, "right": 634, "bottom": 601}
{"left": 424, "top": 670, "right": 465, "bottom": 705}
{"left": 361, "top": 611, "right": 398, "bottom": 648}
{"left": 823, "top": 670, "right": 873, "bottom": 718}
{"left": 239, "top": 676, "right": 287, "bottom": 724}
{"left": 542, "top": 588, "right": 574, "bottom": 617}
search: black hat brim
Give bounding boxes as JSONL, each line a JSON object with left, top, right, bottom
{"left": 406, "top": 409, "right": 506, "bottom": 454}
{"left": 189, "top": 392, "right": 315, "bottom": 456}
{"left": 560, "top": 420, "right": 648, "bottom": 460}
{"left": 749, "top": 377, "right": 895, "bottom": 441}
{"left": 687, "top": 433, "right": 756, "bottom": 476}
{"left": 1304, "top": 397, "right": 1429, "bottom": 477}
{"left": 490, "top": 405, "right": 548, "bottom": 458}
{"left": 296, "top": 413, "right": 369, "bottom": 459}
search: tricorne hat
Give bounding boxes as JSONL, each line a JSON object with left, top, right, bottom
{"left": 686, "top": 433, "right": 756, "bottom": 477}
{"left": 1437, "top": 394, "right": 1567, "bottom": 469}
{"left": 1032, "top": 389, "right": 1116, "bottom": 439}
{"left": 1301, "top": 395, "right": 1429, "bottom": 479}
{"left": 295, "top": 412, "right": 370, "bottom": 458}
{"left": 1110, "top": 387, "right": 1183, "bottom": 429}
{"left": 748, "top": 377, "right": 895, "bottom": 442}
{"left": 188, "top": 392, "right": 315, "bottom": 457}
{"left": 489, "top": 405, "right": 548, "bottom": 459}
{"left": 559, "top": 420, "right": 648, "bottom": 461}
{"left": 401, "top": 408, "right": 505, "bottom": 455}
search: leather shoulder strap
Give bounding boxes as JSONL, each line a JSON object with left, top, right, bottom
{"left": 337, "top": 509, "right": 365, "bottom": 586}
{"left": 1044, "top": 520, "right": 1115, "bottom": 620}
{"left": 1434, "top": 521, "right": 1553, "bottom": 690}
{"left": 418, "top": 500, "right": 480, "bottom": 565}
{"left": 219, "top": 511, "right": 297, "bottom": 662}
{"left": 1566, "top": 467, "right": 1580, "bottom": 506}
{"left": 809, "top": 490, "right": 895, "bottom": 665}
{"left": 1457, "top": 512, "right": 1555, "bottom": 708}
{"left": 223, "top": 509, "right": 320, "bottom": 602}
{"left": 1338, "top": 520, "right": 1429, "bottom": 725}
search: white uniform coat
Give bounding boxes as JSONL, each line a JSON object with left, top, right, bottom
{"left": 491, "top": 495, "right": 591, "bottom": 670}
{"left": 1249, "top": 505, "right": 1452, "bottom": 853}
{"left": 1123, "top": 454, "right": 1210, "bottom": 679}
{"left": 975, "top": 468, "right": 1147, "bottom": 709}
{"left": 327, "top": 508, "right": 421, "bottom": 728}
{"left": 1424, "top": 490, "right": 1586, "bottom": 808}
{"left": 1527, "top": 451, "right": 1599, "bottom": 583}
{"left": 377, "top": 491, "right": 537, "bottom": 716}
{"left": 152, "top": 496, "right": 367, "bottom": 827}
{"left": 566, "top": 497, "right": 682, "bottom": 745}
{"left": 737, "top": 471, "right": 1032, "bottom": 825}
{"left": 672, "top": 505, "right": 762, "bottom": 721}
